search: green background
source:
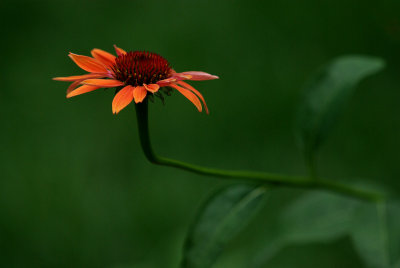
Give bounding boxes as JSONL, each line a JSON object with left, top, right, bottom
{"left": 1, "top": 0, "right": 399, "bottom": 267}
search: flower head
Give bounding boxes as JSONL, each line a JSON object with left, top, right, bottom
{"left": 53, "top": 45, "right": 218, "bottom": 114}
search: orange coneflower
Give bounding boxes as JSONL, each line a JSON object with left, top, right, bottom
{"left": 53, "top": 45, "right": 218, "bottom": 114}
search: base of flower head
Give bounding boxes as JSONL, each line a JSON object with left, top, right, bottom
{"left": 146, "top": 87, "right": 173, "bottom": 104}
{"left": 114, "top": 85, "right": 172, "bottom": 105}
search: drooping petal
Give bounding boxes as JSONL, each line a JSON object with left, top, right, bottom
{"left": 91, "top": 48, "right": 116, "bottom": 66}
{"left": 82, "top": 79, "right": 124, "bottom": 87}
{"left": 67, "top": 80, "right": 84, "bottom": 94}
{"left": 112, "top": 85, "right": 134, "bottom": 114}
{"left": 156, "top": 70, "right": 218, "bottom": 86}
{"left": 177, "top": 81, "right": 209, "bottom": 114}
{"left": 53, "top": 73, "right": 104, "bottom": 82}
{"left": 133, "top": 86, "right": 147, "bottom": 103}
{"left": 114, "top": 45, "right": 127, "bottom": 56}
{"left": 156, "top": 77, "right": 179, "bottom": 87}
{"left": 144, "top": 84, "right": 160, "bottom": 93}
{"left": 68, "top": 53, "right": 108, "bottom": 73}
{"left": 176, "top": 71, "right": 219, "bottom": 81}
{"left": 169, "top": 83, "right": 202, "bottom": 112}
{"left": 67, "top": 85, "right": 102, "bottom": 98}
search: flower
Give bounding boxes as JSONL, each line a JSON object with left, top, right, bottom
{"left": 53, "top": 45, "right": 218, "bottom": 114}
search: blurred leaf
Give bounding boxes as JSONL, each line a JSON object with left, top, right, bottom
{"left": 351, "top": 201, "right": 400, "bottom": 268}
{"left": 295, "top": 56, "right": 385, "bottom": 166}
{"left": 182, "top": 184, "right": 268, "bottom": 268}
{"left": 351, "top": 203, "right": 390, "bottom": 267}
{"left": 252, "top": 192, "right": 400, "bottom": 268}
{"left": 252, "top": 192, "right": 359, "bottom": 267}
{"left": 278, "top": 192, "right": 357, "bottom": 241}
{"left": 386, "top": 203, "right": 400, "bottom": 266}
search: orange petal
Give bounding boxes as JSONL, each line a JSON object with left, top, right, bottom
{"left": 67, "top": 80, "right": 83, "bottom": 94}
{"left": 67, "top": 85, "right": 101, "bottom": 98}
{"left": 82, "top": 79, "right": 124, "bottom": 87}
{"left": 144, "top": 84, "right": 160, "bottom": 93}
{"left": 113, "top": 45, "right": 127, "bottom": 56}
{"left": 156, "top": 77, "right": 178, "bottom": 87}
{"left": 53, "top": 73, "right": 104, "bottom": 82}
{"left": 169, "top": 83, "right": 202, "bottom": 112}
{"left": 177, "top": 71, "right": 219, "bottom": 81}
{"left": 133, "top": 86, "right": 147, "bottom": 103}
{"left": 68, "top": 53, "right": 108, "bottom": 73}
{"left": 177, "top": 81, "right": 209, "bottom": 114}
{"left": 91, "top": 48, "right": 116, "bottom": 66}
{"left": 112, "top": 85, "right": 134, "bottom": 114}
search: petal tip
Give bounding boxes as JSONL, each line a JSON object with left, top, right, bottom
{"left": 113, "top": 44, "right": 127, "bottom": 56}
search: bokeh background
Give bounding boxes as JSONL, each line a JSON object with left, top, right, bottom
{"left": 1, "top": 0, "right": 399, "bottom": 267}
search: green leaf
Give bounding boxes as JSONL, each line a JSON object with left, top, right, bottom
{"left": 182, "top": 184, "right": 268, "bottom": 268}
{"left": 351, "top": 201, "right": 400, "bottom": 268}
{"left": 252, "top": 192, "right": 359, "bottom": 267}
{"left": 252, "top": 192, "right": 400, "bottom": 268}
{"left": 295, "top": 56, "right": 385, "bottom": 165}
{"left": 388, "top": 202, "right": 400, "bottom": 266}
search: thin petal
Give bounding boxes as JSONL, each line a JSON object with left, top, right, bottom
{"left": 114, "top": 45, "right": 127, "bottom": 56}
{"left": 156, "top": 77, "right": 179, "bottom": 87}
{"left": 91, "top": 48, "right": 116, "bottom": 66}
{"left": 133, "top": 86, "right": 147, "bottom": 103}
{"left": 156, "top": 70, "right": 218, "bottom": 86}
{"left": 177, "top": 81, "right": 209, "bottom": 114}
{"left": 144, "top": 84, "right": 160, "bottom": 93}
{"left": 53, "top": 73, "right": 105, "bottom": 82}
{"left": 112, "top": 85, "right": 134, "bottom": 114}
{"left": 69, "top": 53, "right": 108, "bottom": 73}
{"left": 67, "top": 80, "right": 83, "bottom": 94}
{"left": 67, "top": 85, "right": 101, "bottom": 98}
{"left": 82, "top": 79, "right": 124, "bottom": 87}
{"left": 169, "top": 83, "right": 202, "bottom": 112}
{"left": 176, "top": 71, "right": 219, "bottom": 81}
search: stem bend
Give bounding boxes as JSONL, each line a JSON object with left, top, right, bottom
{"left": 135, "top": 100, "right": 383, "bottom": 202}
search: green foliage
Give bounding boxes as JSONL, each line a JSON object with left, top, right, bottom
{"left": 251, "top": 192, "right": 400, "bottom": 268}
{"left": 181, "top": 55, "right": 389, "bottom": 268}
{"left": 182, "top": 184, "right": 267, "bottom": 268}
{"left": 295, "top": 56, "right": 385, "bottom": 170}
{"left": 351, "top": 201, "right": 400, "bottom": 268}
{"left": 251, "top": 192, "right": 358, "bottom": 267}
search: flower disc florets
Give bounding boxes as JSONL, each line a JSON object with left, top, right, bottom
{"left": 111, "top": 51, "right": 172, "bottom": 87}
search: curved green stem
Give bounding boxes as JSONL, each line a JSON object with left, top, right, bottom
{"left": 135, "top": 100, "right": 384, "bottom": 202}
